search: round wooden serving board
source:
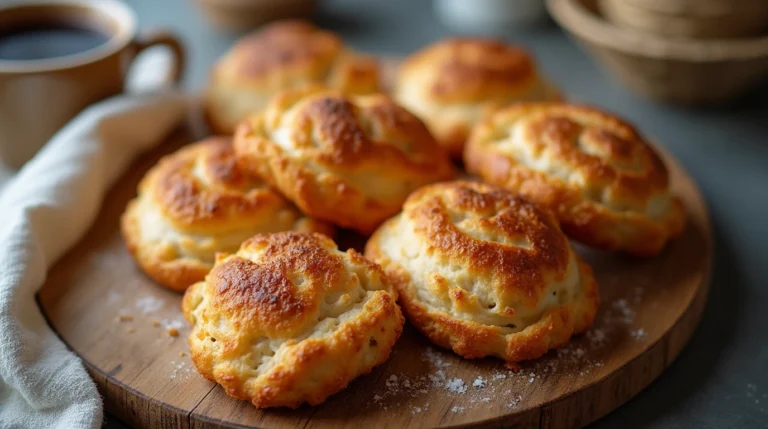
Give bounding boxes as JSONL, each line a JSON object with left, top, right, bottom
{"left": 37, "top": 113, "right": 711, "bottom": 428}
{"left": 37, "top": 121, "right": 712, "bottom": 429}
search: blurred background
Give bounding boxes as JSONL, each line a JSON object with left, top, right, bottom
{"left": 127, "top": 0, "right": 768, "bottom": 104}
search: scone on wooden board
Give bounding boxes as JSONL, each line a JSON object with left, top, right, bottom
{"left": 464, "top": 102, "right": 686, "bottom": 256}
{"left": 182, "top": 231, "right": 404, "bottom": 408}
{"left": 234, "top": 86, "right": 455, "bottom": 235}
{"left": 120, "top": 137, "right": 332, "bottom": 291}
{"left": 205, "top": 19, "right": 381, "bottom": 134}
{"left": 394, "top": 38, "right": 560, "bottom": 159}
{"left": 365, "top": 180, "right": 600, "bottom": 364}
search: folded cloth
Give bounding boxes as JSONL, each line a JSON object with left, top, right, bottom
{"left": 0, "top": 91, "right": 188, "bottom": 429}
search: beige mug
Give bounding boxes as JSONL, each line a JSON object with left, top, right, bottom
{"left": 0, "top": 0, "right": 185, "bottom": 168}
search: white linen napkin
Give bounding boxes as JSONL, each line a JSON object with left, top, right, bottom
{"left": 0, "top": 90, "right": 188, "bottom": 429}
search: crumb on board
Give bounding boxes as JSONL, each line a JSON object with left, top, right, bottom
{"left": 179, "top": 351, "right": 187, "bottom": 357}
{"left": 152, "top": 320, "right": 160, "bottom": 328}
{"left": 127, "top": 327, "right": 135, "bottom": 333}
{"left": 118, "top": 314, "right": 133, "bottom": 322}
{"left": 160, "top": 318, "right": 185, "bottom": 337}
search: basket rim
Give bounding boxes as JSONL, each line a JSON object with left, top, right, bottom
{"left": 623, "top": 0, "right": 768, "bottom": 18}
{"left": 547, "top": 0, "right": 768, "bottom": 62}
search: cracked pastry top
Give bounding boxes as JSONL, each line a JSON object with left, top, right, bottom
{"left": 182, "top": 231, "right": 404, "bottom": 408}
{"left": 394, "top": 38, "right": 559, "bottom": 159}
{"left": 365, "top": 180, "right": 599, "bottom": 364}
{"left": 464, "top": 102, "right": 686, "bottom": 256}
{"left": 121, "top": 137, "right": 332, "bottom": 291}
{"left": 234, "top": 86, "right": 455, "bottom": 235}
{"left": 205, "top": 19, "right": 381, "bottom": 134}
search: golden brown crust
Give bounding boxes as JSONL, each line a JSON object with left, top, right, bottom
{"left": 205, "top": 20, "right": 381, "bottom": 134}
{"left": 233, "top": 86, "right": 455, "bottom": 234}
{"left": 364, "top": 180, "right": 599, "bottom": 364}
{"left": 182, "top": 232, "right": 404, "bottom": 408}
{"left": 395, "top": 38, "right": 560, "bottom": 158}
{"left": 120, "top": 137, "right": 333, "bottom": 292}
{"left": 464, "top": 102, "right": 687, "bottom": 256}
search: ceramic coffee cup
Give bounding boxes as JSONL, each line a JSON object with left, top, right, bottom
{"left": 0, "top": 0, "right": 185, "bottom": 168}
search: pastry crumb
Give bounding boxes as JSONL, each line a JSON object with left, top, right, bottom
{"left": 118, "top": 314, "right": 133, "bottom": 322}
{"left": 127, "top": 327, "right": 135, "bottom": 333}
{"left": 168, "top": 328, "right": 180, "bottom": 337}
{"left": 152, "top": 320, "right": 160, "bottom": 328}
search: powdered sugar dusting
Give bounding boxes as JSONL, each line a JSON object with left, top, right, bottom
{"left": 429, "top": 369, "right": 447, "bottom": 387}
{"left": 161, "top": 317, "right": 185, "bottom": 332}
{"left": 507, "top": 393, "right": 523, "bottom": 409}
{"left": 446, "top": 378, "right": 467, "bottom": 394}
{"left": 472, "top": 376, "right": 486, "bottom": 388}
{"left": 586, "top": 328, "right": 606, "bottom": 345}
{"left": 168, "top": 360, "right": 193, "bottom": 380}
{"left": 367, "top": 346, "right": 525, "bottom": 412}
{"left": 135, "top": 295, "right": 164, "bottom": 313}
{"left": 362, "top": 272, "right": 650, "bottom": 416}
{"left": 424, "top": 347, "right": 450, "bottom": 368}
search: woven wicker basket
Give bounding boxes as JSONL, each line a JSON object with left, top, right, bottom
{"left": 547, "top": 0, "right": 768, "bottom": 104}
{"left": 600, "top": 0, "right": 768, "bottom": 39}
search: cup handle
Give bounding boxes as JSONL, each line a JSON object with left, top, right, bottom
{"left": 126, "top": 30, "right": 186, "bottom": 86}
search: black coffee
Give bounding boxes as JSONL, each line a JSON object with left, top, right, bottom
{"left": 0, "top": 24, "right": 109, "bottom": 61}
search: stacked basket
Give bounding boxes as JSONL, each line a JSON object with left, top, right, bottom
{"left": 601, "top": 0, "right": 768, "bottom": 40}
{"left": 548, "top": 0, "right": 768, "bottom": 104}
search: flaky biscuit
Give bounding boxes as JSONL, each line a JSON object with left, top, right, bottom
{"left": 234, "top": 86, "right": 455, "bottom": 234}
{"left": 182, "top": 232, "right": 404, "bottom": 408}
{"left": 464, "top": 103, "right": 686, "bottom": 256}
{"left": 205, "top": 20, "right": 381, "bottom": 134}
{"left": 365, "top": 180, "right": 599, "bottom": 364}
{"left": 121, "top": 137, "right": 332, "bottom": 291}
{"left": 395, "top": 38, "right": 559, "bottom": 159}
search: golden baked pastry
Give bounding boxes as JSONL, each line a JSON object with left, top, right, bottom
{"left": 205, "top": 20, "right": 381, "bottom": 134}
{"left": 121, "top": 137, "right": 332, "bottom": 291}
{"left": 464, "top": 102, "right": 686, "bottom": 256}
{"left": 182, "top": 231, "right": 404, "bottom": 408}
{"left": 394, "top": 38, "right": 559, "bottom": 159}
{"left": 365, "top": 180, "right": 599, "bottom": 364}
{"left": 234, "top": 86, "right": 455, "bottom": 235}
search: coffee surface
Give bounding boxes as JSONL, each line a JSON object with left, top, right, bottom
{"left": 0, "top": 25, "right": 109, "bottom": 61}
